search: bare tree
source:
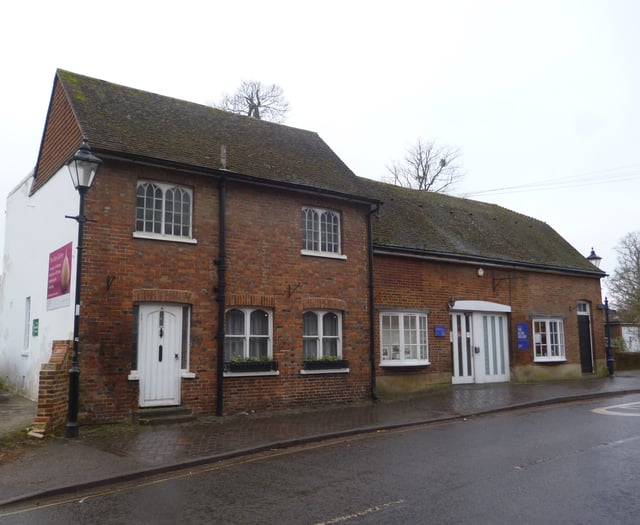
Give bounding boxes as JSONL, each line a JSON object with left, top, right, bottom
{"left": 386, "top": 139, "right": 463, "bottom": 193}
{"left": 214, "top": 80, "right": 289, "bottom": 123}
{"left": 609, "top": 231, "right": 640, "bottom": 324}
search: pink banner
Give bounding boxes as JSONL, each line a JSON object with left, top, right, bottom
{"left": 47, "top": 242, "right": 72, "bottom": 310}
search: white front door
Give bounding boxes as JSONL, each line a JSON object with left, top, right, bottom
{"left": 451, "top": 301, "right": 511, "bottom": 384}
{"left": 138, "top": 304, "right": 182, "bottom": 407}
{"left": 471, "top": 313, "right": 510, "bottom": 383}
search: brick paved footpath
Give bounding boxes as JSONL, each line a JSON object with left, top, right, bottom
{"left": 1, "top": 371, "right": 639, "bottom": 506}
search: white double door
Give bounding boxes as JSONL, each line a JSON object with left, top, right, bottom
{"left": 451, "top": 302, "right": 510, "bottom": 384}
{"left": 138, "top": 304, "right": 183, "bottom": 407}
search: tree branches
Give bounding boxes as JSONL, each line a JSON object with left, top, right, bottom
{"left": 215, "top": 80, "right": 289, "bottom": 123}
{"left": 386, "top": 139, "right": 463, "bottom": 193}
{"left": 609, "top": 231, "right": 640, "bottom": 323}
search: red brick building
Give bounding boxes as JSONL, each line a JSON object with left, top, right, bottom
{"left": 362, "top": 181, "right": 606, "bottom": 395}
{"left": 0, "top": 70, "right": 607, "bottom": 428}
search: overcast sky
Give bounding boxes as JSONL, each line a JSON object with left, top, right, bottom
{"left": 1, "top": 0, "right": 638, "bottom": 297}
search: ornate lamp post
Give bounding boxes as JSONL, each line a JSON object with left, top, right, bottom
{"left": 588, "top": 248, "right": 614, "bottom": 377}
{"left": 65, "top": 139, "right": 101, "bottom": 438}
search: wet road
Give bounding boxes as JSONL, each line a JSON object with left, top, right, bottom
{"left": 2, "top": 394, "right": 639, "bottom": 524}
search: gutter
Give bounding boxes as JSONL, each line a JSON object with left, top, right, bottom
{"left": 373, "top": 244, "right": 607, "bottom": 279}
{"left": 91, "top": 150, "right": 381, "bottom": 207}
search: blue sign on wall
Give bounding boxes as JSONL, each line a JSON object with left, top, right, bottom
{"left": 434, "top": 325, "right": 446, "bottom": 337}
{"left": 517, "top": 322, "right": 530, "bottom": 350}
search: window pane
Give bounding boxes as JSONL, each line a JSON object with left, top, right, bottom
{"left": 303, "top": 311, "right": 318, "bottom": 336}
{"left": 303, "top": 339, "right": 318, "bottom": 359}
{"left": 302, "top": 208, "right": 319, "bottom": 251}
{"left": 250, "top": 310, "right": 269, "bottom": 335}
{"left": 224, "top": 338, "right": 244, "bottom": 360}
{"left": 226, "top": 309, "right": 245, "bottom": 335}
{"left": 322, "top": 338, "right": 338, "bottom": 357}
{"left": 323, "top": 312, "right": 338, "bottom": 336}
{"left": 249, "top": 338, "right": 268, "bottom": 358}
{"left": 181, "top": 306, "right": 190, "bottom": 369}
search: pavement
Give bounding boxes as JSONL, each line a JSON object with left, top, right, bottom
{"left": 2, "top": 371, "right": 640, "bottom": 507}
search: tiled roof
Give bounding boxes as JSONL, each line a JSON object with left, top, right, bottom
{"left": 56, "top": 69, "right": 368, "bottom": 199}
{"left": 54, "top": 70, "right": 600, "bottom": 274}
{"left": 359, "top": 178, "right": 602, "bottom": 274}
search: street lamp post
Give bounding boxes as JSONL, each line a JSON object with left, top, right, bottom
{"left": 587, "top": 248, "right": 614, "bottom": 377}
{"left": 64, "top": 139, "right": 101, "bottom": 438}
{"left": 603, "top": 297, "right": 614, "bottom": 377}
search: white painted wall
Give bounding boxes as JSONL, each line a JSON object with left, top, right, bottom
{"left": 0, "top": 167, "right": 79, "bottom": 399}
{"left": 622, "top": 326, "right": 640, "bottom": 353}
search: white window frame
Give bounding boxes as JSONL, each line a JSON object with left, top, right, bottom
{"left": 380, "top": 311, "right": 430, "bottom": 366}
{"left": 533, "top": 317, "right": 566, "bottom": 362}
{"left": 302, "top": 310, "right": 343, "bottom": 360}
{"left": 23, "top": 296, "right": 31, "bottom": 352}
{"left": 224, "top": 308, "right": 273, "bottom": 361}
{"left": 301, "top": 207, "right": 346, "bottom": 259}
{"left": 134, "top": 181, "right": 196, "bottom": 243}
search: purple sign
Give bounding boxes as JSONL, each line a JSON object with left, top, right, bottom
{"left": 517, "top": 322, "right": 530, "bottom": 350}
{"left": 47, "top": 242, "right": 72, "bottom": 310}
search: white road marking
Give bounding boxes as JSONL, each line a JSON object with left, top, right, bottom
{"left": 592, "top": 401, "right": 640, "bottom": 416}
{"left": 315, "top": 499, "right": 405, "bottom": 524}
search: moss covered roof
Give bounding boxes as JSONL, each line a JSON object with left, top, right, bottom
{"left": 358, "top": 178, "right": 602, "bottom": 274}
{"left": 56, "top": 69, "right": 367, "bottom": 198}
{"left": 54, "top": 70, "right": 600, "bottom": 275}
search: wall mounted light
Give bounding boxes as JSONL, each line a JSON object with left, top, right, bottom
{"left": 477, "top": 268, "right": 484, "bottom": 277}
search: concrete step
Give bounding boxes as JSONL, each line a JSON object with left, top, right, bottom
{"left": 133, "top": 406, "right": 195, "bottom": 425}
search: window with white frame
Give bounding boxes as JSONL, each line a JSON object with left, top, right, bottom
{"left": 533, "top": 317, "right": 566, "bottom": 361}
{"left": 23, "top": 296, "right": 31, "bottom": 351}
{"left": 301, "top": 207, "right": 342, "bottom": 256}
{"left": 380, "top": 312, "right": 429, "bottom": 365}
{"left": 224, "top": 308, "right": 272, "bottom": 361}
{"left": 136, "top": 182, "right": 192, "bottom": 239}
{"left": 303, "top": 310, "right": 342, "bottom": 359}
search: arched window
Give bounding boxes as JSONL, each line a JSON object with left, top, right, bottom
{"left": 303, "top": 310, "right": 342, "bottom": 359}
{"left": 224, "top": 308, "right": 273, "bottom": 361}
{"left": 136, "top": 182, "right": 192, "bottom": 239}
{"left": 301, "top": 207, "right": 341, "bottom": 255}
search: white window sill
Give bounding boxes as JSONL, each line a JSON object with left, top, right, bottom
{"left": 300, "top": 368, "right": 350, "bottom": 375}
{"left": 300, "top": 249, "right": 347, "bottom": 260}
{"left": 380, "top": 360, "right": 431, "bottom": 367}
{"left": 534, "top": 358, "right": 567, "bottom": 364}
{"left": 133, "top": 231, "right": 198, "bottom": 244}
{"left": 223, "top": 371, "right": 280, "bottom": 378}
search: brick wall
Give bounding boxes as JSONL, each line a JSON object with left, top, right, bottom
{"left": 75, "top": 164, "right": 372, "bottom": 422}
{"left": 33, "top": 340, "right": 72, "bottom": 434}
{"left": 373, "top": 254, "right": 605, "bottom": 385}
{"left": 221, "top": 182, "right": 371, "bottom": 413}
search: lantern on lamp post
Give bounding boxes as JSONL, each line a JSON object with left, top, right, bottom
{"left": 64, "top": 139, "right": 101, "bottom": 438}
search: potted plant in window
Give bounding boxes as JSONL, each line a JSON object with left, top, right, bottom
{"left": 224, "top": 356, "right": 278, "bottom": 373}
{"left": 303, "top": 356, "right": 349, "bottom": 370}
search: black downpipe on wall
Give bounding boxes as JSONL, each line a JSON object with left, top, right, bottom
{"left": 368, "top": 204, "right": 380, "bottom": 400}
{"left": 215, "top": 177, "right": 227, "bottom": 416}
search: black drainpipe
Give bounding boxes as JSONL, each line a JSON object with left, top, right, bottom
{"left": 215, "top": 176, "right": 227, "bottom": 416}
{"left": 368, "top": 204, "right": 380, "bottom": 400}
